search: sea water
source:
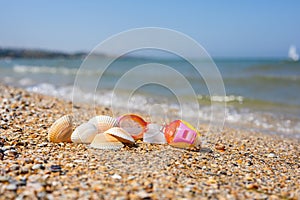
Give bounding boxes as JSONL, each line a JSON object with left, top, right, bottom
{"left": 0, "top": 55, "right": 299, "bottom": 139}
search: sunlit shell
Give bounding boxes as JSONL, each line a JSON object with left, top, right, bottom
{"left": 90, "top": 133, "right": 124, "bottom": 150}
{"left": 48, "top": 115, "right": 73, "bottom": 143}
{"left": 164, "top": 120, "right": 180, "bottom": 144}
{"left": 71, "top": 122, "right": 98, "bottom": 144}
{"left": 88, "top": 115, "right": 118, "bottom": 133}
{"left": 143, "top": 123, "right": 166, "bottom": 144}
{"left": 117, "top": 114, "right": 147, "bottom": 140}
{"left": 164, "top": 120, "right": 200, "bottom": 148}
{"left": 104, "top": 127, "right": 135, "bottom": 144}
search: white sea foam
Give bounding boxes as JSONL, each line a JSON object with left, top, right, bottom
{"left": 13, "top": 65, "right": 85, "bottom": 75}
{"left": 23, "top": 82, "right": 300, "bottom": 139}
{"left": 198, "top": 95, "right": 244, "bottom": 103}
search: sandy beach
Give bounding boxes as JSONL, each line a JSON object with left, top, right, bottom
{"left": 0, "top": 83, "right": 299, "bottom": 199}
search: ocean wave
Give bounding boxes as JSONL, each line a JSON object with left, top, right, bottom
{"left": 23, "top": 82, "right": 300, "bottom": 138}
{"left": 12, "top": 64, "right": 122, "bottom": 77}
{"left": 13, "top": 64, "right": 79, "bottom": 75}
{"left": 245, "top": 61, "right": 300, "bottom": 72}
{"left": 223, "top": 75, "right": 300, "bottom": 84}
{"left": 257, "top": 75, "right": 300, "bottom": 81}
{"left": 198, "top": 95, "right": 244, "bottom": 103}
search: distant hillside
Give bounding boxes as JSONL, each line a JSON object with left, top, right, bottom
{"left": 0, "top": 47, "right": 87, "bottom": 58}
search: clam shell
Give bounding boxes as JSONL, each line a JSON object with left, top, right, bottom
{"left": 71, "top": 122, "right": 98, "bottom": 143}
{"left": 104, "top": 127, "right": 135, "bottom": 144}
{"left": 143, "top": 123, "right": 166, "bottom": 144}
{"left": 90, "top": 133, "right": 124, "bottom": 150}
{"left": 48, "top": 115, "right": 73, "bottom": 143}
{"left": 88, "top": 115, "right": 118, "bottom": 133}
{"left": 117, "top": 114, "right": 147, "bottom": 140}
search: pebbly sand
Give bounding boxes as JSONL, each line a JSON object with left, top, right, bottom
{"left": 0, "top": 83, "right": 299, "bottom": 200}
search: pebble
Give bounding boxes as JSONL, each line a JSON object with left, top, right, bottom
{"left": 74, "top": 159, "right": 85, "bottom": 163}
{"left": 136, "top": 190, "right": 151, "bottom": 199}
{"left": 1, "top": 146, "right": 13, "bottom": 151}
{"left": 10, "top": 164, "right": 20, "bottom": 171}
{"left": 246, "top": 183, "right": 259, "bottom": 190}
{"left": 267, "top": 153, "right": 276, "bottom": 158}
{"left": 111, "top": 174, "right": 122, "bottom": 180}
{"left": 37, "top": 142, "right": 48, "bottom": 147}
{"left": 0, "top": 176, "right": 9, "bottom": 182}
{"left": 6, "top": 184, "right": 18, "bottom": 191}
{"left": 215, "top": 143, "right": 226, "bottom": 151}
{"left": 32, "top": 164, "right": 44, "bottom": 170}
{"left": 4, "top": 149, "right": 18, "bottom": 156}
{"left": 50, "top": 165, "right": 62, "bottom": 172}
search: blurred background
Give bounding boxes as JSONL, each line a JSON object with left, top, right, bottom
{"left": 0, "top": 1, "right": 299, "bottom": 138}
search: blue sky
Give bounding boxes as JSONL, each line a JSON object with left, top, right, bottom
{"left": 1, "top": 1, "right": 299, "bottom": 57}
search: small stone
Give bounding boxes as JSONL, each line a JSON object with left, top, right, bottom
{"left": 32, "top": 164, "right": 44, "bottom": 170}
{"left": 215, "top": 144, "right": 226, "bottom": 151}
{"left": 74, "top": 159, "right": 84, "bottom": 163}
{"left": 246, "top": 183, "right": 259, "bottom": 190}
{"left": 127, "top": 176, "right": 136, "bottom": 180}
{"left": 38, "top": 142, "right": 48, "bottom": 147}
{"left": 111, "top": 174, "right": 122, "bottom": 180}
{"left": 27, "top": 182, "right": 44, "bottom": 192}
{"left": 1, "top": 145, "right": 13, "bottom": 151}
{"left": 0, "top": 175, "right": 9, "bottom": 182}
{"left": 184, "top": 185, "right": 192, "bottom": 192}
{"left": 17, "top": 179, "right": 27, "bottom": 186}
{"left": 37, "top": 192, "right": 47, "bottom": 198}
{"left": 10, "top": 164, "right": 20, "bottom": 171}
{"left": 136, "top": 190, "right": 150, "bottom": 199}
{"left": 4, "top": 149, "right": 18, "bottom": 156}
{"left": 50, "top": 165, "right": 61, "bottom": 172}
{"left": 24, "top": 158, "right": 34, "bottom": 164}
{"left": 6, "top": 183, "right": 18, "bottom": 191}
{"left": 267, "top": 153, "right": 276, "bottom": 158}
{"left": 21, "top": 167, "right": 29, "bottom": 174}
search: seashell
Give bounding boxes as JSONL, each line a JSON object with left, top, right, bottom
{"left": 71, "top": 122, "right": 98, "bottom": 143}
{"left": 90, "top": 133, "right": 124, "bottom": 150}
{"left": 117, "top": 114, "right": 147, "bottom": 140}
{"left": 143, "top": 123, "right": 166, "bottom": 144}
{"left": 104, "top": 127, "right": 135, "bottom": 144}
{"left": 163, "top": 120, "right": 201, "bottom": 149}
{"left": 48, "top": 115, "right": 73, "bottom": 143}
{"left": 88, "top": 115, "right": 118, "bottom": 133}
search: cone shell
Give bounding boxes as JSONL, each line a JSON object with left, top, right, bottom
{"left": 48, "top": 115, "right": 73, "bottom": 143}
{"left": 90, "top": 133, "right": 124, "bottom": 150}
{"left": 104, "top": 127, "right": 135, "bottom": 144}
{"left": 88, "top": 115, "right": 118, "bottom": 133}
{"left": 71, "top": 122, "right": 98, "bottom": 144}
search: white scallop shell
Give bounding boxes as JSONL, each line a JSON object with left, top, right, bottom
{"left": 143, "top": 123, "right": 166, "bottom": 144}
{"left": 71, "top": 122, "right": 98, "bottom": 144}
{"left": 90, "top": 133, "right": 124, "bottom": 150}
{"left": 104, "top": 127, "right": 135, "bottom": 144}
{"left": 88, "top": 115, "right": 118, "bottom": 133}
{"left": 48, "top": 115, "right": 73, "bottom": 143}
